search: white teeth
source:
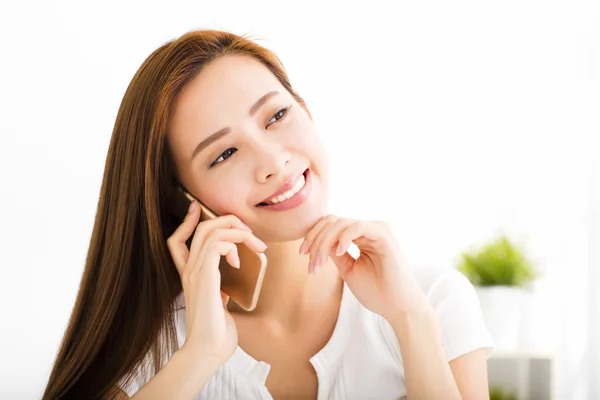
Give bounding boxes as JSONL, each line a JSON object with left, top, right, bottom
{"left": 265, "top": 174, "right": 306, "bottom": 205}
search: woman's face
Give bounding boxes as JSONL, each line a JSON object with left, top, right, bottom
{"left": 167, "top": 54, "right": 328, "bottom": 242}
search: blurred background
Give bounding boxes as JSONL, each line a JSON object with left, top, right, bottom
{"left": 0, "top": 1, "right": 598, "bottom": 398}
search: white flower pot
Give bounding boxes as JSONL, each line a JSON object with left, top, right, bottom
{"left": 475, "top": 286, "right": 531, "bottom": 351}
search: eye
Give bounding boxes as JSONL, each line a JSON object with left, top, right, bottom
{"left": 209, "top": 147, "right": 237, "bottom": 168}
{"left": 208, "top": 105, "right": 292, "bottom": 169}
{"left": 267, "top": 104, "right": 292, "bottom": 127}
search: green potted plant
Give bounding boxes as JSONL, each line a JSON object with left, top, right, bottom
{"left": 489, "top": 386, "right": 517, "bottom": 400}
{"left": 457, "top": 234, "right": 539, "bottom": 350}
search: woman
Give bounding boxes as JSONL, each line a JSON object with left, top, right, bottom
{"left": 43, "top": 29, "right": 494, "bottom": 399}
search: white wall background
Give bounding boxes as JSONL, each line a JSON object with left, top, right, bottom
{"left": 0, "top": 0, "right": 598, "bottom": 398}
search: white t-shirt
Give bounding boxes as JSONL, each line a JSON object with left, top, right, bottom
{"left": 118, "top": 267, "right": 495, "bottom": 399}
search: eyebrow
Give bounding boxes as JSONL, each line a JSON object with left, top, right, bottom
{"left": 190, "top": 90, "right": 280, "bottom": 162}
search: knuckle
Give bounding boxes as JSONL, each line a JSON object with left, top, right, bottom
{"left": 376, "top": 220, "right": 389, "bottom": 229}
{"left": 209, "top": 240, "right": 230, "bottom": 254}
{"left": 194, "top": 220, "right": 207, "bottom": 233}
{"left": 199, "top": 236, "right": 212, "bottom": 251}
{"left": 207, "top": 240, "right": 220, "bottom": 251}
{"left": 350, "top": 220, "right": 362, "bottom": 229}
{"left": 166, "top": 239, "right": 178, "bottom": 254}
{"left": 330, "top": 217, "right": 343, "bottom": 225}
{"left": 320, "top": 216, "right": 336, "bottom": 226}
{"left": 209, "top": 228, "right": 225, "bottom": 238}
{"left": 224, "top": 214, "right": 241, "bottom": 224}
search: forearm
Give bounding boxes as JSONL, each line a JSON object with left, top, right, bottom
{"left": 389, "top": 303, "right": 461, "bottom": 400}
{"left": 131, "top": 346, "right": 221, "bottom": 400}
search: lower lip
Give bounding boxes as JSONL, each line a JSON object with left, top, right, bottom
{"left": 257, "top": 169, "right": 312, "bottom": 211}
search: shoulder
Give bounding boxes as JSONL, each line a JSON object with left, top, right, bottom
{"left": 413, "top": 265, "right": 478, "bottom": 308}
{"left": 372, "top": 266, "right": 495, "bottom": 363}
{"left": 414, "top": 266, "right": 495, "bottom": 360}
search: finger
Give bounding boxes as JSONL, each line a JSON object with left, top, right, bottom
{"left": 167, "top": 200, "right": 202, "bottom": 275}
{"left": 330, "top": 250, "right": 356, "bottom": 280}
{"left": 312, "top": 218, "right": 356, "bottom": 272}
{"left": 188, "top": 214, "right": 253, "bottom": 264}
{"left": 202, "top": 241, "right": 238, "bottom": 274}
{"left": 193, "top": 229, "right": 267, "bottom": 274}
{"left": 224, "top": 244, "right": 240, "bottom": 269}
{"left": 336, "top": 221, "right": 384, "bottom": 256}
{"left": 307, "top": 217, "right": 340, "bottom": 274}
{"left": 189, "top": 240, "right": 237, "bottom": 304}
{"left": 210, "top": 228, "right": 267, "bottom": 254}
{"left": 300, "top": 214, "right": 338, "bottom": 256}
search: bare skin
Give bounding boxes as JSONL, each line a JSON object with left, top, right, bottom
{"left": 118, "top": 54, "right": 490, "bottom": 399}
{"left": 227, "top": 252, "right": 344, "bottom": 399}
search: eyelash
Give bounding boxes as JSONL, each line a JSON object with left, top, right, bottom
{"left": 209, "top": 104, "right": 293, "bottom": 168}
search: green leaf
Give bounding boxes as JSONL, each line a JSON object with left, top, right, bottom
{"left": 489, "top": 386, "right": 518, "bottom": 400}
{"left": 457, "top": 235, "right": 539, "bottom": 287}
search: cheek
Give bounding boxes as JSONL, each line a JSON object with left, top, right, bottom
{"left": 301, "top": 132, "right": 328, "bottom": 177}
{"left": 202, "top": 177, "right": 249, "bottom": 217}
{"left": 289, "top": 119, "right": 326, "bottom": 159}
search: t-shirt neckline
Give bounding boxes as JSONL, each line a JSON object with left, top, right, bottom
{"left": 226, "top": 281, "right": 356, "bottom": 385}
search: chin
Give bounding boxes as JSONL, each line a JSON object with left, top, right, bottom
{"left": 254, "top": 199, "right": 328, "bottom": 243}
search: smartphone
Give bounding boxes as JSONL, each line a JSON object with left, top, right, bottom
{"left": 166, "top": 184, "right": 267, "bottom": 312}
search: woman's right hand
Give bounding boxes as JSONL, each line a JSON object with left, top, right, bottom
{"left": 166, "top": 200, "right": 267, "bottom": 365}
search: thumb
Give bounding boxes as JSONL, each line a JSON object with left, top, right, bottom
{"left": 329, "top": 248, "right": 355, "bottom": 279}
{"left": 167, "top": 200, "right": 202, "bottom": 275}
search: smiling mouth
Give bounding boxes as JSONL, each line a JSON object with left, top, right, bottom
{"left": 257, "top": 169, "right": 309, "bottom": 207}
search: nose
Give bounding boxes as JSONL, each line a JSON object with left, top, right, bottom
{"left": 254, "top": 141, "right": 292, "bottom": 183}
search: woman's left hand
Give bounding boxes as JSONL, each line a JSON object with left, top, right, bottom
{"left": 300, "top": 215, "right": 430, "bottom": 322}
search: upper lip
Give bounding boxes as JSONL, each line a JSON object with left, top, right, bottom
{"left": 259, "top": 169, "right": 307, "bottom": 204}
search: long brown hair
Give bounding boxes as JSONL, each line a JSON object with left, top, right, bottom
{"left": 42, "top": 28, "right": 308, "bottom": 399}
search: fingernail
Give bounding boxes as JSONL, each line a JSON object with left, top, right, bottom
{"left": 315, "top": 265, "right": 322, "bottom": 275}
{"left": 188, "top": 201, "right": 197, "bottom": 214}
{"left": 299, "top": 240, "right": 308, "bottom": 255}
{"left": 308, "top": 258, "right": 315, "bottom": 275}
{"left": 258, "top": 239, "right": 268, "bottom": 250}
{"left": 335, "top": 243, "right": 344, "bottom": 256}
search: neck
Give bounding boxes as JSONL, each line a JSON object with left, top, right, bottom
{"left": 229, "top": 238, "right": 343, "bottom": 325}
